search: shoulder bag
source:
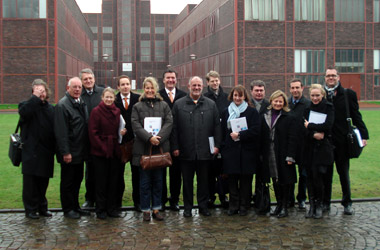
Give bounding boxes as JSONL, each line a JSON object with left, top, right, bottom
{"left": 9, "top": 120, "right": 22, "bottom": 167}
{"left": 343, "top": 89, "right": 363, "bottom": 158}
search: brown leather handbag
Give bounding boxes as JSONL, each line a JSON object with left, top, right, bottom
{"left": 120, "top": 139, "right": 133, "bottom": 163}
{"left": 140, "top": 145, "right": 172, "bottom": 170}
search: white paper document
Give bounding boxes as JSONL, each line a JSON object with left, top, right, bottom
{"left": 118, "top": 115, "right": 126, "bottom": 144}
{"left": 144, "top": 117, "right": 162, "bottom": 136}
{"left": 209, "top": 137, "right": 215, "bottom": 154}
{"left": 354, "top": 128, "right": 364, "bottom": 147}
{"left": 230, "top": 117, "right": 248, "bottom": 132}
{"left": 308, "top": 111, "right": 327, "bottom": 124}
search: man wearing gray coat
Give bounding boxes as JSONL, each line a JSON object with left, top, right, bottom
{"left": 171, "top": 76, "right": 222, "bottom": 217}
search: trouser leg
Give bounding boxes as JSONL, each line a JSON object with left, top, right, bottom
{"left": 169, "top": 157, "right": 182, "bottom": 204}
{"left": 228, "top": 174, "right": 239, "bottom": 211}
{"left": 131, "top": 164, "right": 140, "bottom": 206}
{"left": 195, "top": 160, "right": 209, "bottom": 210}
{"left": 181, "top": 160, "right": 196, "bottom": 211}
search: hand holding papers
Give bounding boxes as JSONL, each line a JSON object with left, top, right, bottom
{"left": 144, "top": 117, "right": 162, "bottom": 136}
{"left": 308, "top": 111, "right": 327, "bottom": 124}
{"left": 230, "top": 117, "right": 248, "bottom": 141}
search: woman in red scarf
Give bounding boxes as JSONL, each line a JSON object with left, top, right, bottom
{"left": 88, "top": 88, "right": 126, "bottom": 219}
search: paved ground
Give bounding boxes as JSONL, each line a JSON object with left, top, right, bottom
{"left": 1, "top": 202, "right": 380, "bottom": 249}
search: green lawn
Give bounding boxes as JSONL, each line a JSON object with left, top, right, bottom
{"left": 0, "top": 110, "right": 379, "bottom": 209}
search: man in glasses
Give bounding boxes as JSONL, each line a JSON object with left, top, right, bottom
{"left": 323, "top": 66, "right": 369, "bottom": 215}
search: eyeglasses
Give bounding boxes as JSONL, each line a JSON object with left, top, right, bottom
{"left": 325, "top": 74, "right": 338, "bottom": 78}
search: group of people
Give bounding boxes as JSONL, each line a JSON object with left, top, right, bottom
{"left": 18, "top": 66, "right": 368, "bottom": 221}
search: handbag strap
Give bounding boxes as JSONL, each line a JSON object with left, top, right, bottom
{"left": 148, "top": 145, "right": 164, "bottom": 156}
{"left": 15, "top": 119, "right": 21, "bottom": 134}
{"left": 343, "top": 88, "right": 353, "bottom": 129}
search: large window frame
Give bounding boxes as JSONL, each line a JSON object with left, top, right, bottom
{"left": 245, "top": 0, "right": 285, "bottom": 21}
{"left": 294, "top": 0, "right": 325, "bottom": 21}
{"left": 3, "top": 0, "right": 46, "bottom": 18}
{"left": 335, "top": 0, "right": 364, "bottom": 22}
{"left": 335, "top": 49, "right": 364, "bottom": 73}
{"left": 294, "top": 49, "right": 325, "bottom": 85}
{"left": 140, "top": 40, "right": 151, "bottom": 62}
{"left": 375, "top": 0, "right": 380, "bottom": 22}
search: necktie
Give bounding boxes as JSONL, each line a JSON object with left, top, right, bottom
{"left": 124, "top": 97, "right": 129, "bottom": 110}
{"left": 169, "top": 91, "right": 174, "bottom": 103}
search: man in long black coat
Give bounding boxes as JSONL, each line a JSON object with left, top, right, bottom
{"left": 158, "top": 69, "right": 186, "bottom": 211}
{"left": 324, "top": 67, "right": 369, "bottom": 215}
{"left": 287, "top": 78, "right": 311, "bottom": 210}
{"left": 114, "top": 75, "right": 141, "bottom": 211}
{"left": 80, "top": 68, "right": 104, "bottom": 208}
{"left": 203, "top": 70, "right": 230, "bottom": 208}
{"left": 19, "top": 79, "right": 55, "bottom": 219}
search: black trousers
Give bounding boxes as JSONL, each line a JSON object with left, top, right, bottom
{"left": 289, "top": 164, "right": 307, "bottom": 204}
{"left": 116, "top": 162, "right": 125, "bottom": 208}
{"left": 273, "top": 179, "right": 291, "bottom": 209}
{"left": 228, "top": 174, "right": 253, "bottom": 211}
{"left": 325, "top": 144, "right": 352, "bottom": 207}
{"left": 131, "top": 164, "right": 140, "bottom": 206}
{"left": 162, "top": 156, "right": 182, "bottom": 204}
{"left": 93, "top": 156, "right": 120, "bottom": 214}
{"left": 305, "top": 165, "right": 325, "bottom": 205}
{"left": 181, "top": 160, "right": 210, "bottom": 211}
{"left": 208, "top": 157, "right": 225, "bottom": 202}
{"left": 23, "top": 174, "right": 49, "bottom": 213}
{"left": 60, "top": 162, "right": 84, "bottom": 213}
{"left": 84, "top": 158, "right": 96, "bottom": 203}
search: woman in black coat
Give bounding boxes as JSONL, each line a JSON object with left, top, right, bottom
{"left": 221, "top": 85, "right": 261, "bottom": 216}
{"left": 303, "top": 84, "right": 334, "bottom": 219}
{"left": 18, "top": 79, "right": 55, "bottom": 219}
{"left": 261, "top": 90, "right": 297, "bottom": 218}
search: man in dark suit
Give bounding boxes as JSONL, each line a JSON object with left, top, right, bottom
{"left": 250, "top": 80, "right": 270, "bottom": 208}
{"left": 203, "top": 70, "right": 230, "bottom": 208}
{"left": 114, "top": 75, "right": 141, "bottom": 212}
{"left": 250, "top": 80, "right": 270, "bottom": 115}
{"left": 80, "top": 68, "right": 104, "bottom": 209}
{"left": 288, "top": 78, "right": 311, "bottom": 210}
{"left": 158, "top": 69, "right": 187, "bottom": 211}
{"left": 324, "top": 67, "right": 369, "bottom": 215}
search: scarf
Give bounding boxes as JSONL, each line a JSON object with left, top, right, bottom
{"left": 227, "top": 101, "right": 248, "bottom": 129}
{"left": 324, "top": 82, "right": 340, "bottom": 102}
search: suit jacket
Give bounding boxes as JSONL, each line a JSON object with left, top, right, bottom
{"left": 251, "top": 98, "right": 270, "bottom": 115}
{"left": 81, "top": 84, "right": 104, "bottom": 115}
{"left": 115, "top": 91, "right": 140, "bottom": 143}
{"left": 203, "top": 86, "right": 230, "bottom": 118}
{"left": 158, "top": 87, "right": 187, "bottom": 109}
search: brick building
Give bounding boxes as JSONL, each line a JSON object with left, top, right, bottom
{"left": 84, "top": 0, "right": 176, "bottom": 90}
{"left": 0, "top": 0, "right": 93, "bottom": 103}
{"left": 170, "top": 0, "right": 380, "bottom": 100}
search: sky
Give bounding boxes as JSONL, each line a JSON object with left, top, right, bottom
{"left": 75, "top": 0, "right": 202, "bottom": 14}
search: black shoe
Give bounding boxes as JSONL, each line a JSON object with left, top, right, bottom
{"left": 227, "top": 209, "right": 239, "bottom": 216}
{"left": 314, "top": 206, "right": 323, "bottom": 219}
{"left": 160, "top": 204, "right": 166, "bottom": 212}
{"left": 298, "top": 200, "right": 306, "bottom": 210}
{"left": 64, "top": 210, "right": 80, "bottom": 219}
{"left": 277, "top": 208, "right": 288, "bottom": 218}
{"left": 134, "top": 204, "right": 142, "bottom": 212}
{"left": 239, "top": 209, "right": 248, "bottom": 216}
{"left": 169, "top": 202, "right": 180, "bottom": 211}
{"left": 97, "top": 212, "right": 107, "bottom": 220}
{"left": 270, "top": 206, "right": 282, "bottom": 216}
{"left": 108, "top": 211, "right": 122, "bottom": 218}
{"left": 199, "top": 208, "right": 211, "bottom": 216}
{"left": 26, "top": 212, "right": 39, "bottom": 219}
{"left": 39, "top": 210, "right": 52, "bottom": 217}
{"left": 305, "top": 205, "right": 315, "bottom": 218}
{"left": 288, "top": 201, "right": 295, "bottom": 208}
{"left": 322, "top": 204, "right": 331, "bottom": 212}
{"left": 76, "top": 208, "right": 91, "bottom": 216}
{"left": 344, "top": 204, "right": 353, "bottom": 215}
{"left": 82, "top": 200, "right": 94, "bottom": 208}
{"left": 184, "top": 210, "right": 192, "bottom": 217}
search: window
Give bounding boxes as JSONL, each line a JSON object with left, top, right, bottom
{"left": 140, "top": 40, "right": 151, "bottom": 62}
{"left": 103, "top": 27, "right": 112, "bottom": 34}
{"left": 374, "top": 50, "right": 380, "bottom": 73}
{"left": 245, "top": 0, "right": 285, "bottom": 21}
{"left": 335, "top": 49, "right": 364, "bottom": 72}
{"left": 375, "top": 0, "right": 380, "bottom": 22}
{"left": 93, "top": 40, "right": 98, "bottom": 62}
{"left": 375, "top": 75, "right": 380, "bottom": 86}
{"left": 155, "top": 27, "right": 165, "bottom": 34}
{"left": 3, "top": 0, "right": 46, "bottom": 18}
{"left": 155, "top": 41, "right": 165, "bottom": 62}
{"left": 103, "top": 40, "right": 113, "bottom": 60}
{"left": 335, "top": 0, "right": 364, "bottom": 22}
{"left": 90, "top": 26, "right": 98, "bottom": 33}
{"left": 294, "top": 0, "right": 325, "bottom": 21}
{"left": 140, "top": 27, "right": 150, "bottom": 34}
{"left": 295, "top": 49, "right": 325, "bottom": 85}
